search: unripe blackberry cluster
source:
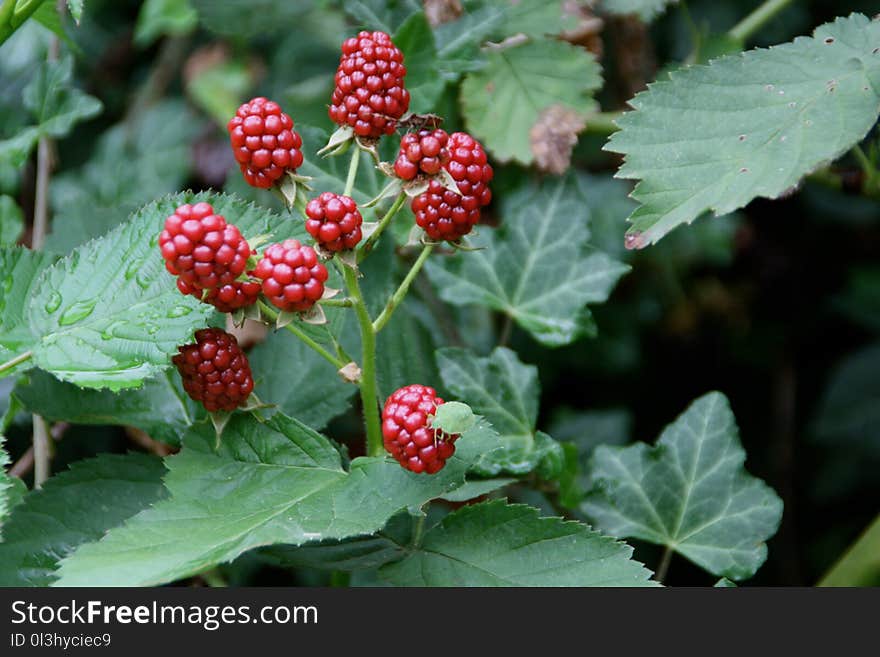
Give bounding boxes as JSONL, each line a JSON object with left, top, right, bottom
{"left": 393, "top": 129, "right": 450, "bottom": 180}
{"left": 159, "top": 202, "right": 258, "bottom": 312}
{"left": 305, "top": 192, "right": 364, "bottom": 252}
{"left": 254, "top": 239, "right": 329, "bottom": 312}
{"left": 228, "top": 97, "right": 304, "bottom": 189}
{"left": 173, "top": 328, "right": 254, "bottom": 412}
{"left": 329, "top": 31, "right": 410, "bottom": 138}
{"left": 382, "top": 384, "right": 459, "bottom": 474}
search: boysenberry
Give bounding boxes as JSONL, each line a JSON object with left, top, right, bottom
{"left": 381, "top": 384, "right": 459, "bottom": 474}
{"left": 254, "top": 239, "right": 329, "bottom": 312}
{"left": 305, "top": 192, "right": 363, "bottom": 252}
{"left": 173, "top": 328, "right": 254, "bottom": 412}
{"left": 393, "top": 129, "right": 450, "bottom": 180}
{"left": 228, "top": 97, "right": 304, "bottom": 189}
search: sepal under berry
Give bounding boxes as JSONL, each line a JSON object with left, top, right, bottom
{"left": 381, "top": 384, "right": 460, "bottom": 474}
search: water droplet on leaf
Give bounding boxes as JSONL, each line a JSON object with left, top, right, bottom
{"left": 59, "top": 298, "right": 97, "bottom": 326}
{"left": 44, "top": 292, "right": 62, "bottom": 313}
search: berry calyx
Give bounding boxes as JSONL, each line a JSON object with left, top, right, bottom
{"left": 305, "top": 192, "right": 364, "bottom": 252}
{"left": 381, "top": 384, "right": 459, "bottom": 474}
{"left": 409, "top": 132, "right": 493, "bottom": 241}
{"left": 393, "top": 129, "right": 450, "bottom": 180}
{"left": 172, "top": 328, "right": 254, "bottom": 412}
{"left": 228, "top": 97, "right": 304, "bottom": 189}
{"left": 329, "top": 31, "right": 410, "bottom": 139}
{"left": 159, "top": 202, "right": 252, "bottom": 292}
{"left": 254, "top": 239, "right": 329, "bottom": 312}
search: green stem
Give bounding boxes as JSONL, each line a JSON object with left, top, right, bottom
{"left": 343, "top": 147, "right": 360, "bottom": 198}
{"left": 372, "top": 244, "right": 435, "bottom": 333}
{"left": 0, "top": 0, "right": 43, "bottom": 44}
{"left": 0, "top": 350, "right": 33, "bottom": 375}
{"left": 359, "top": 191, "right": 407, "bottom": 261}
{"left": 584, "top": 111, "right": 623, "bottom": 136}
{"left": 728, "top": 0, "right": 793, "bottom": 43}
{"left": 411, "top": 512, "right": 427, "bottom": 549}
{"left": 655, "top": 546, "right": 674, "bottom": 584}
{"left": 852, "top": 144, "right": 877, "bottom": 184}
{"left": 257, "top": 301, "right": 346, "bottom": 370}
{"left": 318, "top": 297, "right": 353, "bottom": 308}
{"left": 343, "top": 265, "right": 383, "bottom": 457}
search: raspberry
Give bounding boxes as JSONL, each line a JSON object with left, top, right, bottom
{"left": 254, "top": 239, "right": 329, "bottom": 312}
{"left": 172, "top": 328, "right": 254, "bottom": 412}
{"left": 329, "top": 31, "right": 410, "bottom": 139}
{"left": 176, "top": 277, "right": 261, "bottom": 314}
{"left": 159, "top": 202, "right": 252, "bottom": 291}
{"left": 228, "top": 97, "right": 304, "bottom": 189}
{"left": 381, "top": 384, "right": 459, "bottom": 474}
{"left": 393, "top": 129, "right": 450, "bottom": 180}
{"left": 410, "top": 132, "right": 493, "bottom": 241}
{"left": 305, "top": 192, "right": 363, "bottom": 252}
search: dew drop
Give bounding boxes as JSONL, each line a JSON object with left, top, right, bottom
{"left": 167, "top": 305, "right": 192, "bottom": 318}
{"left": 44, "top": 291, "right": 62, "bottom": 313}
{"left": 764, "top": 84, "right": 774, "bottom": 91}
{"left": 59, "top": 298, "right": 97, "bottom": 326}
{"left": 788, "top": 102, "right": 797, "bottom": 108}
{"left": 778, "top": 90, "right": 785, "bottom": 95}
{"left": 124, "top": 259, "right": 143, "bottom": 280}
{"left": 135, "top": 269, "right": 153, "bottom": 290}
{"left": 147, "top": 324, "right": 160, "bottom": 335}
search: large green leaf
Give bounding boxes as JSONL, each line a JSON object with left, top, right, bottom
{"left": 425, "top": 176, "right": 629, "bottom": 346}
{"left": 437, "top": 347, "right": 561, "bottom": 475}
{"left": 812, "top": 342, "right": 880, "bottom": 455}
{"left": 0, "top": 57, "right": 102, "bottom": 169}
{"left": 582, "top": 392, "right": 783, "bottom": 580}
{"left": 0, "top": 195, "right": 23, "bottom": 245}
{"left": 379, "top": 500, "right": 657, "bottom": 586}
{"left": 13, "top": 369, "right": 202, "bottom": 446}
{"left": 27, "top": 191, "right": 296, "bottom": 391}
{"left": 818, "top": 514, "right": 880, "bottom": 587}
{"left": 461, "top": 39, "right": 601, "bottom": 164}
{"left": 0, "top": 453, "right": 167, "bottom": 586}
{"left": 393, "top": 12, "right": 444, "bottom": 113}
{"left": 53, "top": 412, "right": 502, "bottom": 586}
{"left": 0, "top": 247, "right": 55, "bottom": 378}
{"left": 606, "top": 14, "right": 880, "bottom": 247}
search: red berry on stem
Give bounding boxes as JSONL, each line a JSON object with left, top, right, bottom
{"left": 329, "top": 31, "right": 410, "bottom": 139}
{"left": 254, "top": 239, "right": 329, "bottom": 312}
{"left": 393, "top": 129, "right": 450, "bottom": 180}
{"left": 381, "top": 384, "right": 459, "bottom": 474}
{"left": 305, "top": 192, "right": 364, "bottom": 252}
{"left": 173, "top": 328, "right": 254, "bottom": 412}
{"left": 228, "top": 97, "right": 304, "bottom": 189}
{"left": 159, "top": 202, "right": 252, "bottom": 292}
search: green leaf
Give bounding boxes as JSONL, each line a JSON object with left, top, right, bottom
{"left": 438, "top": 477, "right": 515, "bottom": 502}
{"left": 65, "top": 0, "right": 84, "bottom": 23}
{"left": 602, "top": 0, "right": 677, "bottom": 21}
{"left": 264, "top": 534, "right": 406, "bottom": 572}
{"left": 192, "top": 0, "right": 310, "bottom": 37}
{"left": 0, "top": 195, "right": 23, "bottom": 245}
{"left": 134, "top": 0, "right": 198, "bottom": 47}
{"left": 13, "top": 369, "right": 201, "bottom": 446}
{"left": 818, "top": 514, "right": 880, "bottom": 587}
{"left": 28, "top": 191, "right": 295, "bottom": 391}
{"left": 186, "top": 55, "right": 255, "bottom": 127}
{"left": 340, "top": 0, "right": 421, "bottom": 35}
{"left": 812, "top": 342, "right": 880, "bottom": 455}
{"left": 379, "top": 500, "right": 657, "bottom": 586}
{"left": 0, "top": 433, "right": 13, "bottom": 536}
{"left": 0, "top": 247, "right": 55, "bottom": 378}
{"left": 461, "top": 39, "right": 601, "bottom": 164}
{"left": 0, "top": 453, "right": 167, "bottom": 586}
{"left": 53, "top": 412, "right": 503, "bottom": 586}
{"left": 22, "top": 56, "right": 102, "bottom": 139}
{"left": 426, "top": 176, "right": 629, "bottom": 346}
{"left": 434, "top": 5, "right": 504, "bottom": 77}
{"left": 375, "top": 301, "right": 440, "bottom": 400}
{"left": 248, "top": 329, "right": 354, "bottom": 431}
{"left": 582, "top": 392, "right": 783, "bottom": 580}
{"left": 393, "top": 12, "right": 445, "bottom": 113}
{"left": 606, "top": 14, "right": 880, "bottom": 247}
{"left": 480, "top": 0, "right": 579, "bottom": 39}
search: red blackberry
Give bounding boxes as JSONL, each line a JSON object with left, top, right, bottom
{"left": 305, "top": 192, "right": 363, "bottom": 252}
{"left": 228, "top": 97, "right": 304, "bottom": 189}
{"left": 176, "top": 277, "right": 261, "bottom": 313}
{"left": 411, "top": 179, "right": 481, "bottom": 242}
{"left": 329, "top": 31, "right": 410, "bottom": 139}
{"left": 393, "top": 129, "right": 450, "bottom": 180}
{"left": 254, "top": 239, "right": 329, "bottom": 312}
{"left": 159, "top": 202, "right": 251, "bottom": 292}
{"left": 446, "top": 132, "right": 493, "bottom": 208}
{"left": 172, "top": 328, "right": 254, "bottom": 412}
{"left": 381, "top": 384, "right": 459, "bottom": 474}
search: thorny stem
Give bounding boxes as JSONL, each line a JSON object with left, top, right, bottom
{"left": 655, "top": 546, "right": 674, "bottom": 584}
{"left": 359, "top": 191, "right": 407, "bottom": 261}
{"left": 728, "top": 0, "right": 793, "bottom": 43}
{"left": 343, "top": 265, "right": 383, "bottom": 457}
{"left": 257, "top": 300, "right": 345, "bottom": 370}
{"left": 372, "top": 244, "right": 434, "bottom": 333}
{"left": 0, "top": 350, "right": 33, "bottom": 375}
{"left": 343, "top": 146, "right": 360, "bottom": 197}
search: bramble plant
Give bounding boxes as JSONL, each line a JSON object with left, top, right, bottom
{"left": 0, "top": 0, "right": 878, "bottom": 588}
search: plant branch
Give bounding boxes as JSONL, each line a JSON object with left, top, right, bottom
{"left": 584, "top": 111, "right": 623, "bottom": 135}
{"left": 257, "top": 300, "right": 346, "bottom": 369}
{"left": 372, "top": 243, "right": 434, "bottom": 333}
{"left": 344, "top": 146, "right": 360, "bottom": 197}
{"left": 342, "top": 264, "right": 383, "bottom": 457}
{"left": 728, "top": 0, "right": 793, "bottom": 43}
{"left": 32, "top": 415, "right": 51, "bottom": 488}
{"left": 359, "top": 191, "right": 407, "bottom": 261}
{"left": 0, "top": 350, "right": 33, "bottom": 375}
{"left": 318, "top": 297, "right": 353, "bottom": 308}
